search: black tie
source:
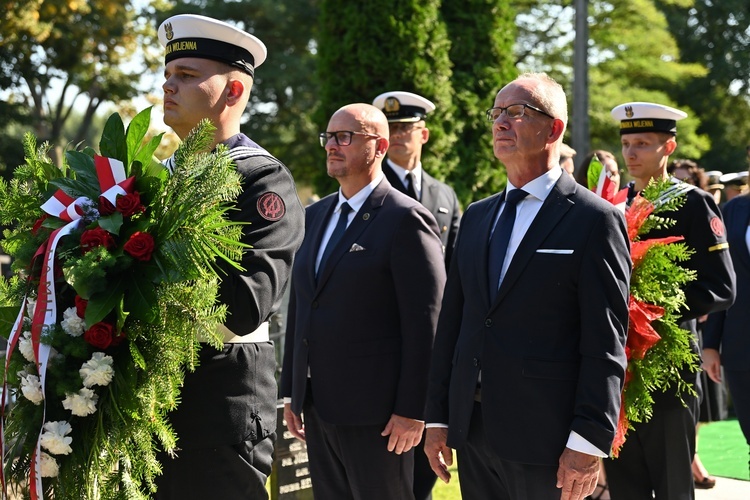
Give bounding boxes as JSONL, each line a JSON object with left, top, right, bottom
{"left": 318, "top": 202, "right": 352, "bottom": 276}
{"left": 488, "top": 189, "right": 527, "bottom": 301}
{"left": 405, "top": 172, "right": 418, "bottom": 200}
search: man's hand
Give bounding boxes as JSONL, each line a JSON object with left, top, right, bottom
{"left": 556, "top": 448, "right": 599, "bottom": 500}
{"left": 381, "top": 414, "right": 424, "bottom": 454}
{"left": 283, "top": 403, "right": 305, "bottom": 442}
{"left": 702, "top": 348, "right": 722, "bottom": 384}
{"left": 424, "top": 427, "right": 453, "bottom": 484}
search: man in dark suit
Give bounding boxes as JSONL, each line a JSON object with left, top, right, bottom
{"left": 424, "top": 73, "right": 631, "bottom": 500}
{"left": 371, "top": 90, "right": 460, "bottom": 500}
{"left": 280, "top": 103, "right": 446, "bottom": 499}
{"left": 372, "top": 91, "right": 461, "bottom": 267}
{"left": 604, "top": 102, "right": 736, "bottom": 499}
{"left": 703, "top": 183, "right": 750, "bottom": 472}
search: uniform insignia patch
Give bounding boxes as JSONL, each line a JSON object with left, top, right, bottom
{"left": 709, "top": 216, "right": 725, "bottom": 237}
{"left": 257, "top": 192, "right": 285, "bottom": 221}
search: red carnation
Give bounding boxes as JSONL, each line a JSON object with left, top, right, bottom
{"left": 116, "top": 192, "right": 145, "bottom": 217}
{"left": 123, "top": 231, "right": 155, "bottom": 261}
{"left": 75, "top": 295, "right": 88, "bottom": 318}
{"left": 80, "top": 227, "right": 116, "bottom": 254}
{"left": 83, "top": 322, "right": 114, "bottom": 349}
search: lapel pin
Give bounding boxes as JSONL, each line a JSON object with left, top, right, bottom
{"left": 363, "top": 213, "right": 370, "bottom": 220}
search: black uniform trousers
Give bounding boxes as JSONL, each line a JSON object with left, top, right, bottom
{"left": 604, "top": 372, "right": 700, "bottom": 500}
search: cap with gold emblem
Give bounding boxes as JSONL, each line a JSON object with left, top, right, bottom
{"left": 705, "top": 170, "right": 724, "bottom": 190}
{"left": 158, "top": 14, "right": 267, "bottom": 77}
{"left": 372, "top": 91, "right": 436, "bottom": 123}
{"left": 611, "top": 102, "right": 687, "bottom": 136}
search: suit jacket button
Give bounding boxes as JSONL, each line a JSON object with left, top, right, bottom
{"left": 302, "top": 338, "right": 309, "bottom": 346}
{"left": 485, "top": 318, "right": 492, "bottom": 327}
{"left": 473, "top": 358, "right": 480, "bottom": 367}
{"left": 311, "top": 301, "right": 318, "bottom": 309}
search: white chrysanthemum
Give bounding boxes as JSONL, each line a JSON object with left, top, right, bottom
{"left": 61, "top": 307, "right": 86, "bottom": 337}
{"left": 62, "top": 388, "right": 98, "bottom": 417}
{"left": 40, "top": 421, "right": 73, "bottom": 456}
{"left": 19, "top": 373, "right": 44, "bottom": 405}
{"left": 18, "top": 330, "right": 35, "bottom": 362}
{"left": 39, "top": 452, "right": 59, "bottom": 478}
{"left": 26, "top": 298, "right": 37, "bottom": 319}
{"left": 79, "top": 352, "right": 114, "bottom": 388}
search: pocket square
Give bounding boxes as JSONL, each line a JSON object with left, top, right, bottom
{"left": 536, "top": 248, "right": 574, "bottom": 254}
{"left": 438, "top": 207, "right": 449, "bottom": 214}
{"left": 349, "top": 243, "right": 366, "bottom": 252}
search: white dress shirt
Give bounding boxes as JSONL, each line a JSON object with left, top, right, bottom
{"left": 386, "top": 158, "right": 422, "bottom": 200}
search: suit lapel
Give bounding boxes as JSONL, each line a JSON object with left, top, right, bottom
{"left": 420, "top": 171, "right": 437, "bottom": 210}
{"left": 315, "top": 180, "right": 389, "bottom": 290}
{"left": 475, "top": 193, "right": 504, "bottom": 308}
{"left": 308, "top": 196, "right": 337, "bottom": 286}
{"left": 383, "top": 162, "right": 407, "bottom": 195}
{"left": 491, "top": 176, "right": 575, "bottom": 309}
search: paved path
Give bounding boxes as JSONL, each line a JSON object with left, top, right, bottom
{"left": 695, "top": 476, "right": 750, "bottom": 500}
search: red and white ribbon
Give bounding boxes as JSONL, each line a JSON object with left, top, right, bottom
{"left": 1, "top": 155, "right": 132, "bottom": 499}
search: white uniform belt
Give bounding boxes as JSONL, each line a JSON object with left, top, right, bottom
{"left": 200, "top": 322, "right": 270, "bottom": 344}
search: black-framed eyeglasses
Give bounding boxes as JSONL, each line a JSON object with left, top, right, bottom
{"left": 319, "top": 131, "right": 381, "bottom": 147}
{"left": 485, "top": 103, "right": 555, "bottom": 122}
{"left": 389, "top": 123, "right": 425, "bottom": 136}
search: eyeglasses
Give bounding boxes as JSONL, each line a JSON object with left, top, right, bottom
{"left": 485, "top": 103, "right": 555, "bottom": 122}
{"left": 389, "top": 123, "right": 425, "bottom": 136}
{"left": 319, "top": 131, "right": 381, "bottom": 147}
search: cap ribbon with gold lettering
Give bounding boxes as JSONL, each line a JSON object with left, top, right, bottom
{"left": 611, "top": 102, "right": 687, "bottom": 136}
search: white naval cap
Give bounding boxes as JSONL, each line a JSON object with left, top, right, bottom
{"left": 158, "top": 14, "right": 267, "bottom": 77}
{"left": 611, "top": 102, "right": 687, "bottom": 136}
{"left": 705, "top": 170, "right": 724, "bottom": 190}
{"left": 372, "top": 91, "right": 436, "bottom": 122}
{"left": 719, "top": 171, "right": 748, "bottom": 186}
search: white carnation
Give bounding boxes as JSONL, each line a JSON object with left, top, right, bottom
{"left": 39, "top": 452, "right": 59, "bottom": 478}
{"left": 19, "top": 373, "right": 44, "bottom": 405}
{"left": 40, "top": 421, "right": 73, "bottom": 456}
{"left": 79, "top": 352, "right": 114, "bottom": 388}
{"left": 62, "top": 388, "right": 99, "bottom": 417}
{"left": 61, "top": 307, "right": 85, "bottom": 337}
{"left": 18, "top": 331, "right": 35, "bottom": 362}
{"left": 26, "top": 298, "right": 37, "bottom": 319}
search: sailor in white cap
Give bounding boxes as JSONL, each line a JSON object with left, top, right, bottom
{"left": 603, "top": 102, "right": 736, "bottom": 499}
{"left": 720, "top": 171, "right": 749, "bottom": 203}
{"left": 372, "top": 91, "right": 460, "bottom": 269}
{"left": 155, "top": 14, "right": 305, "bottom": 500}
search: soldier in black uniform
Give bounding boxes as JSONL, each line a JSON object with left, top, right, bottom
{"left": 155, "top": 14, "right": 305, "bottom": 499}
{"left": 372, "top": 91, "right": 461, "bottom": 268}
{"left": 603, "top": 102, "right": 736, "bottom": 499}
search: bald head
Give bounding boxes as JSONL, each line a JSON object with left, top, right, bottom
{"left": 334, "top": 103, "right": 390, "bottom": 138}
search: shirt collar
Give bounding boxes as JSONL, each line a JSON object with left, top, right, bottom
{"left": 335, "top": 173, "right": 385, "bottom": 213}
{"left": 506, "top": 165, "right": 562, "bottom": 202}
{"left": 386, "top": 158, "right": 422, "bottom": 184}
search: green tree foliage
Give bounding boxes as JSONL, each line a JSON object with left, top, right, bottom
{"left": 657, "top": 0, "right": 750, "bottom": 173}
{"left": 514, "top": 0, "right": 710, "bottom": 165}
{"left": 442, "top": 0, "right": 517, "bottom": 204}
{"left": 315, "top": 0, "right": 455, "bottom": 196}
{"left": 0, "top": 0, "right": 161, "bottom": 165}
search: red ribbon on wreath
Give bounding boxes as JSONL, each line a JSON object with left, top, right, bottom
{"left": 1, "top": 156, "right": 133, "bottom": 500}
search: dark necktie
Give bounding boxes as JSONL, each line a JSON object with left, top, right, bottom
{"left": 405, "top": 172, "right": 418, "bottom": 200}
{"left": 317, "top": 202, "right": 352, "bottom": 277}
{"left": 487, "top": 189, "right": 527, "bottom": 301}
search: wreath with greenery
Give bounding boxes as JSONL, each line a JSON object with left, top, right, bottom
{"left": 611, "top": 178, "right": 699, "bottom": 456}
{"left": 0, "top": 108, "right": 246, "bottom": 498}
